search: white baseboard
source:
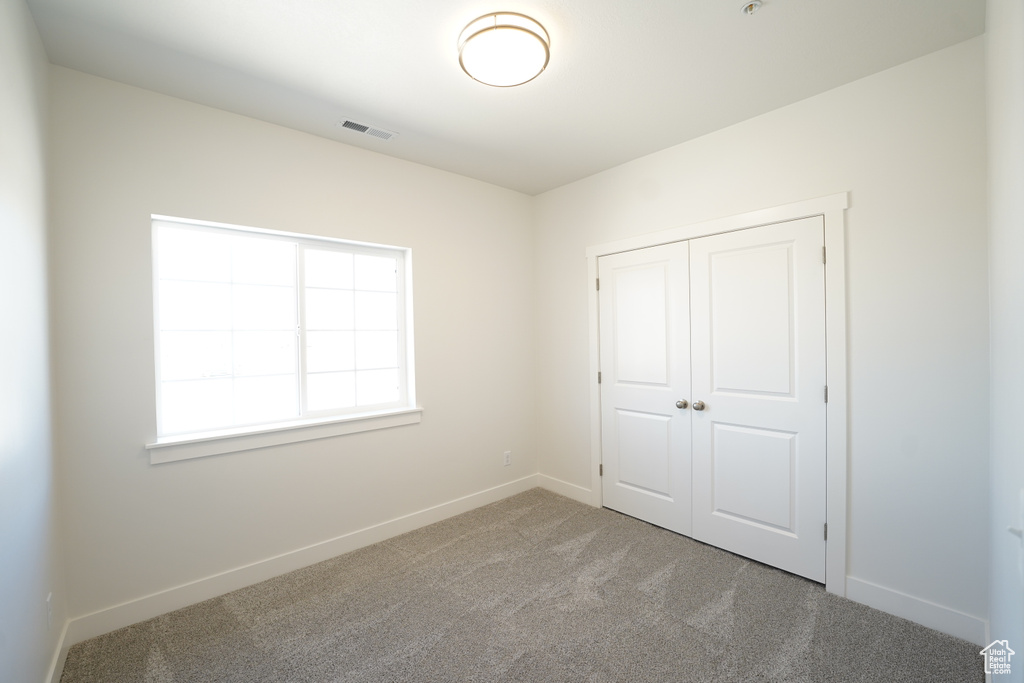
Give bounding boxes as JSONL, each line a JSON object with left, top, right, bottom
{"left": 45, "top": 619, "right": 70, "bottom": 683}
{"left": 536, "top": 473, "right": 598, "bottom": 506}
{"left": 845, "top": 576, "right": 988, "bottom": 645}
{"left": 62, "top": 475, "right": 541, "bottom": 651}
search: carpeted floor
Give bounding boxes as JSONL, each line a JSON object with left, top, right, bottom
{"left": 61, "top": 488, "right": 983, "bottom": 682}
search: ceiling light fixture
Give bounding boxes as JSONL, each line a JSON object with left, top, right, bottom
{"left": 458, "top": 12, "right": 550, "bottom": 87}
{"left": 742, "top": 1, "right": 763, "bottom": 15}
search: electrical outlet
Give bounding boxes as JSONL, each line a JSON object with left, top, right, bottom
{"left": 503, "top": 450, "right": 511, "bottom": 467}
{"left": 1019, "top": 488, "right": 1024, "bottom": 533}
{"left": 1012, "top": 489, "right": 1024, "bottom": 543}
{"left": 46, "top": 592, "right": 52, "bottom": 630}
{"left": 1018, "top": 489, "right": 1024, "bottom": 582}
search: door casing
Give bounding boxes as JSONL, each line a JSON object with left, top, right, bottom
{"left": 585, "top": 193, "right": 849, "bottom": 597}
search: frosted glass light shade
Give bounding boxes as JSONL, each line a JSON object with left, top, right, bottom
{"left": 458, "top": 12, "right": 549, "bottom": 87}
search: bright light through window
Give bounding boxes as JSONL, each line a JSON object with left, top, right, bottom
{"left": 152, "top": 216, "right": 413, "bottom": 439}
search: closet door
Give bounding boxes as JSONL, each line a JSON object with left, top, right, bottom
{"left": 599, "top": 242, "right": 692, "bottom": 536}
{"left": 688, "top": 216, "right": 827, "bottom": 582}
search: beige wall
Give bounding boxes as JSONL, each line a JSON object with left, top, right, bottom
{"left": 48, "top": 66, "right": 537, "bottom": 624}
{"left": 0, "top": 0, "right": 66, "bottom": 680}
{"left": 535, "top": 38, "right": 989, "bottom": 638}
{"left": 987, "top": 0, "right": 1024, "bottom": 671}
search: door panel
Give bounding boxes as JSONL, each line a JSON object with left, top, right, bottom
{"left": 616, "top": 410, "right": 671, "bottom": 496}
{"left": 690, "top": 216, "right": 826, "bottom": 582}
{"left": 599, "top": 242, "right": 691, "bottom": 535}
{"left": 710, "top": 423, "right": 795, "bottom": 532}
{"left": 613, "top": 267, "right": 669, "bottom": 384}
{"left": 709, "top": 244, "right": 794, "bottom": 396}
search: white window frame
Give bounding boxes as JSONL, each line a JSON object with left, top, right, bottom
{"left": 145, "top": 215, "right": 420, "bottom": 464}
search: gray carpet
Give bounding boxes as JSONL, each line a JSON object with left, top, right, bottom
{"left": 60, "top": 489, "right": 983, "bottom": 682}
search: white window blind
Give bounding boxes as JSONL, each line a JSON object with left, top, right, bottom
{"left": 152, "top": 216, "right": 414, "bottom": 440}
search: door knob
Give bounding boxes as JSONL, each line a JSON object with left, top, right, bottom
{"left": 692, "top": 400, "right": 706, "bottom": 411}
{"left": 675, "top": 399, "right": 688, "bottom": 409}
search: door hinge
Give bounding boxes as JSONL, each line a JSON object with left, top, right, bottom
{"left": 824, "top": 385, "right": 829, "bottom": 403}
{"left": 599, "top": 463, "right": 603, "bottom": 477}
{"left": 596, "top": 278, "right": 600, "bottom": 291}
{"left": 824, "top": 522, "right": 828, "bottom": 541}
{"left": 822, "top": 246, "right": 827, "bottom": 264}
{"left": 598, "top": 371, "right": 602, "bottom": 384}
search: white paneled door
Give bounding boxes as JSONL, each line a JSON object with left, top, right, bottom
{"left": 689, "top": 217, "right": 826, "bottom": 582}
{"left": 599, "top": 242, "right": 692, "bottom": 536}
{"left": 599, "top": 216, "right": 827, "bottom": 582}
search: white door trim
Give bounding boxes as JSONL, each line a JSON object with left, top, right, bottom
{"left": 586, "top": 192, "right": 849, "bottom": 597}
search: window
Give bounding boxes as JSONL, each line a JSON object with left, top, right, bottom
{"left": 148, "top": 216, "right": 418, "bottom": 461}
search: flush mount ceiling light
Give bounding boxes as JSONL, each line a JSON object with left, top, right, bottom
{"left": 458, "top": 12, "right": 550, "bottom": 87}
{"left": 742, "top": 1, "right": 763, "bottom": 15}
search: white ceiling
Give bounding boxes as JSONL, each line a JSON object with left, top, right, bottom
{"left": 27, "top": 0, "right": 985, "bottom": 195}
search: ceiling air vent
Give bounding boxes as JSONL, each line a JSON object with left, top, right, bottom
{"left": 337, "top": 118, "right": 398, "bottom": 142}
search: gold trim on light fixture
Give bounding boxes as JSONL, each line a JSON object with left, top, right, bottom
{"left": 458, "top": 12, "right": 550, "bottom": 87}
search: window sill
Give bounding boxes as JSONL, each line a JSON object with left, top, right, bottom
{"left": 146, "top": 407, "right": 423, "bottom": 464}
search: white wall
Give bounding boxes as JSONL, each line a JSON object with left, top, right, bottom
{"left": 48, "top": 67, "right": 537, "bottom": 633}
{"left": 535, "top": 38, "right": 989, "bottom": 641}
{"left": 987, "top": 0, "right": 1024, "bottom": 676}
{"left": 0, "top": 0, "right": 66, "bottom": 680}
